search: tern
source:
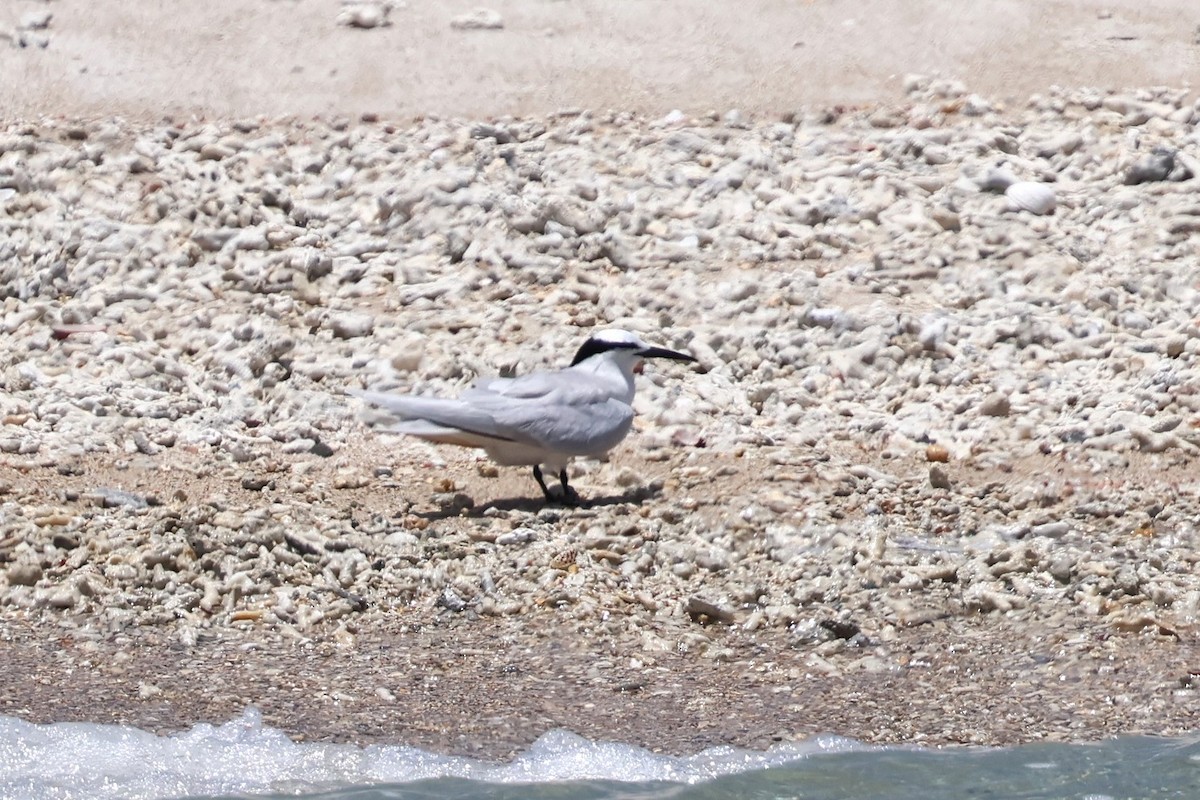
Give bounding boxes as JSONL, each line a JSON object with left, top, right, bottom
{"left": 352, "top": 329, "right": 696, "bottom": 504}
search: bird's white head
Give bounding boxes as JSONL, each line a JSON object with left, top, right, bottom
{"left": 569, "top": 329, "right": 696, "bottom": 373}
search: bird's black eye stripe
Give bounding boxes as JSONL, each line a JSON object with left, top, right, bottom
{"left": 569, "top": 338, "right": 641, "bottom": 366}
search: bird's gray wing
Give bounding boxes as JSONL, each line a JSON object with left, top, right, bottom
{"left": 353, "top": 373, "right": 634, "bottom": 455}
{"left": 466, "top": 390, "right": 635, "bottom": 455}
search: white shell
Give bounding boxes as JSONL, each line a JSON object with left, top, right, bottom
{"left": 1005, "top": 181, "right": 1056, "bottom": 215}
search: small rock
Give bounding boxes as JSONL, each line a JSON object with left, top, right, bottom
{"left": 867, "top": 108, "right": 905, "bottom": 129}
{"left": 50, "top": 323, "right": 107, "bottom": 340}
{"left": 338, "top": 2, "right": 392, "bottom": 29}
{"left": 199, "top": 142, "right": 235, "bottom": 161}
{"left": 283, "top": 532, "right": 322, "bottom": 558}
{"left": 818, "top": 619, "right": 862, "bottom": 640}
{"left": 19, "top": 10, "right": 53, "bottom": 31}
{"left": 451, "top": 9, "right": 504, "bottom": 30}
{"left": 7, "top": 562, "right": 42, "bottom": 587}
{"left": 45, "top": 587, "right": 80, "bottom": 609}
{"left": 1123, "top": 148, "right": 1185, "bottom": 185}
{"left": 138, "top": 682, "right": 163, "bottom": 700}
{"left": 1036, "top": 133, "right": 1083, "bottom": 158}
{"left": 438, "top": 587, "right": 468, "bottom": 612}
{"left": 327, "top": 313, "right": 374, "bottom": 339}
{"left": 33, "top": 513, "right": 73, "bottom": 527}
{"left": 930, "top": 207, "right": 961, "bottom": 231}
{"left": 978, "top": 168, "right": 1017, "bottom": 192}
{"left": 978, "top": 392, "right": 1011, "bottom": 417}
{"left": 496, "top": 528, "right": 535, "bottom": 545}
{"left": 964, "top": 585, "right": 1019, "bottom": 613}
{"left": 193, "top": 229, "right": 237, "bottom": 251}
{"left": 16, "top": 30, "right": 50, "bottom": 49}
{"left": 929, "top": 465, "right": 952, "bottom": 490}
{"left": 1030, "top": 521, "right": 1071, "bottom": 539}
{"left": 685, "top": 595, "right": 736, "bottom": 625}
{"left": 241, "top": 474, "right": 273, "bottom": 492}
{"left": 333, "top": 469, "right": 370, "bottom": 489}
{"left": 51, "top": 533, "right": 79, "bottom": 550}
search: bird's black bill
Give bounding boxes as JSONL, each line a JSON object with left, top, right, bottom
{"left": 637, "top": 346, "right": 696, "bottom": 362}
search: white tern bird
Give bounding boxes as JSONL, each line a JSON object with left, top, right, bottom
{"left": 352, "top": 329, "right": 696, "bottom": 504}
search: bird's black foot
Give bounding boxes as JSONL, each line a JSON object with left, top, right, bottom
{"left": 532, "top": 465, "right": 582, "bottom": 506}
{"left": 557, "top": 470, "right": 581, "bottom": 506}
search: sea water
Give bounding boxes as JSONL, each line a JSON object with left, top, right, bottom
{"left": 0, "top": 708, "right": 1197, "bottom": 800}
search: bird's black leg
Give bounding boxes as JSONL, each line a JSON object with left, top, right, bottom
{"left": 532, "top": 465, "right": 554, "bottom": 501}
{"left": 558, "top": 469, "right": 580, "bottom": 506}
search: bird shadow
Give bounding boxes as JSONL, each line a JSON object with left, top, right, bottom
{"left": 414, "top": 483, "right": 663, "bottom": 521}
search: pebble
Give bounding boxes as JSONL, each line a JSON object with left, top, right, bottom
{"left": 7, "top": 563, "right": 43, "bottom": 587}
{"left": 337, "top": 2, "right": 392, "bottom": 29}
{"left": 685, "top": 596, "right": 736, "bottom": 625}
{"left": 20, "top": 10, "right": 53, "bottom": 31}
{"left": 333, "top": 470, "right": 370, "bottom": 489}
{"left": 977, "top": 393, "right": 1011, "bottom": 417}
{"left": 43, "top": 587, "right": 79, "bottom": 609}
{"left": 928, "top": 465, "right": 952, "bottom": 490}
{"left": 496, "top": 528, "right": 535, "bottom": 546}
{"left": 451, "top": 9, "right": 504, "bottom": 30}
{"left": 327, "top": 313, "right": 375, "bottom": 339}
{"left": 1029, "top": 522, "right": 1071, "bottom": 539}
{"left": 1123, "top": 148, "right": 1188, "bottom": 185}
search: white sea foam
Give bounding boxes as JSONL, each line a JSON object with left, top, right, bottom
{"left": 0, "top": 709, "right": 872, "bottom": 800}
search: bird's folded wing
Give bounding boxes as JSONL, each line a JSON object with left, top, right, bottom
{"left": 352, "top": 387, "right": 634, "bottom": 455}
{"left": 471, "top": 393, "right": 635, "bottom": 454}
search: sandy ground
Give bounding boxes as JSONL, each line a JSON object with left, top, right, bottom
{"left": 1, "top": 0, "right": 1199, "bottom": 120}
{"left": 3, "top": 0, "right": 1200, "bottom": 759}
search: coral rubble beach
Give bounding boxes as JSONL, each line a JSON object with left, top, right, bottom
{"left": 2, "top": 0, "right": 1200, "bottom": 760}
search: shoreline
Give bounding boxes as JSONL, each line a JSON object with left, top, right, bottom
{"left": 1, "top": 607, "right": 1193, "bottom": 759}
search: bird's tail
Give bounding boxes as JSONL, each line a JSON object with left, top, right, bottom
{"left": 349, "top": 389, "right": 511, "bottom": 445}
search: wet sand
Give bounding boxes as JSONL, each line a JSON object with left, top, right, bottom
{"left": 2, "top": 607, "right": 1193, "bottom": 759}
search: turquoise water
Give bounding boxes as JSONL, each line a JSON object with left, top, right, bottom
{"left": 1, "top": 709, "right": 1196, "bottom": 800}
